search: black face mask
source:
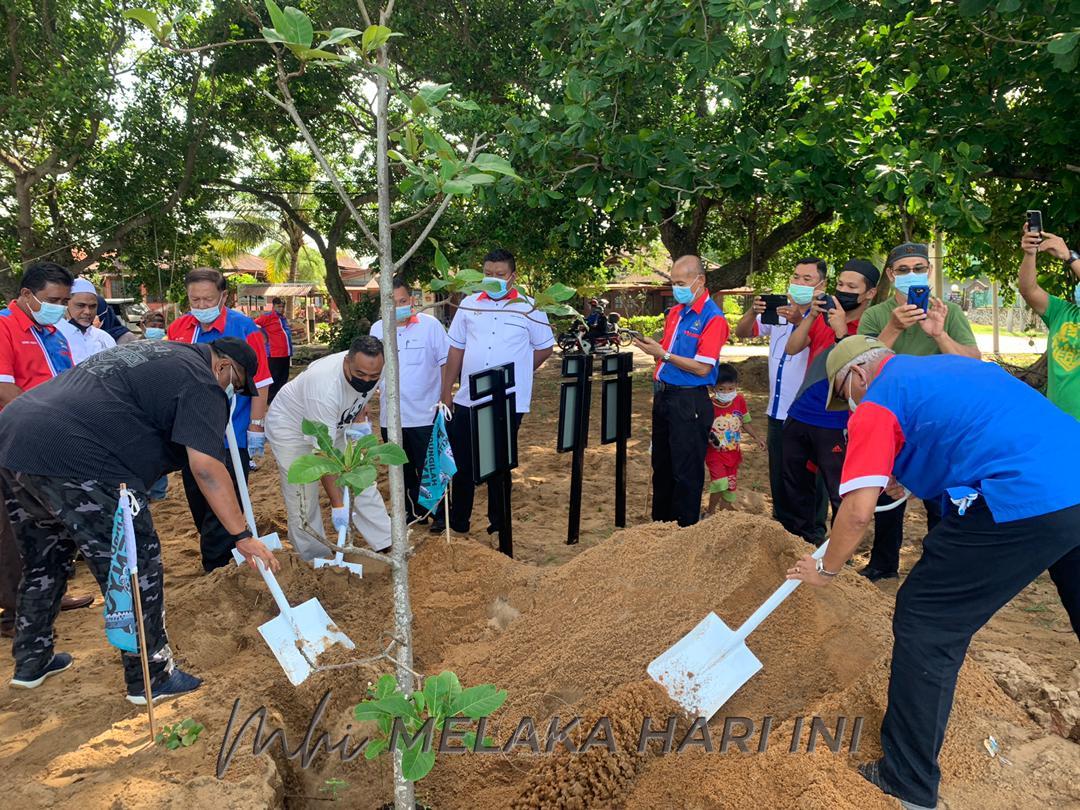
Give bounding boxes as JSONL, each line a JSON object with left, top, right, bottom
{"left": 349, "top": 375, "right": 378, "bottom": 394}
{"left": 835, "top": 291, "right": 863, "bottom": 312}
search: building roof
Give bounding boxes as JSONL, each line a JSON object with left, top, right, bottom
{"left": 237, "top": 282, "right": 316, "bottom": 297}
{"left": 220, "top": 253, "right": 268, "bottom": 275}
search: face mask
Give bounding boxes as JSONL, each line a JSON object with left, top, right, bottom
{"left": 835, "top": 291, "right": 863, "bottom": 312}
{"left": 1074, "top": 284, "right": 1080, "bottom": 307}
{"left": 395, "top": 305, "right": 412, "bottom": 322}
{"left": 219, "top": 365, "right": 236, "bottom": 401}
{"left": 191, "top": 305, "right": 221, "bottom": 324}
{"left": 788, "top": 284, "right": 816, "bottom": 306}
{"left": 672, "top": 283, "right": 697, "bottom": 305}
{"left": 484, "top": 277, "right": 510, "bottom": 300}
{"left": 30, "top": 294, "right": 67, "bottom": 326}
{"left": 846, "top": 367, "right": 865, "bottom": 412}
{"left": 892, "top": 272, "right": 929, "bottom": 295}
{"left": 144, "top": 327, "right": 166, "bottom": 340}
{"left": 349, "top": 375, "right": 378, "bottom": 394}
{"left": 712, "top": 390, "right": 737, "bottom": 405}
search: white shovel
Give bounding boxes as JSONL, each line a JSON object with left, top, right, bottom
{"left": 225, "top": 413, "right": 282, "bottom": 567}
{"left": 224, "top": 416, "right": 354, "bottom": 685}
{"left": 650, "top": 493, "right": 910, "bottom": 718}
{"left": 313, "top": 486, "right": 363, "bottom": 577}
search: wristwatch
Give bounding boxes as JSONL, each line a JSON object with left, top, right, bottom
{"left": 662, "top": 350, "right": 672, "bottom": 362}
{"left": 815, "top": 558, "right": 840, "bottom": 578}
{"left": 231, "top": 528, "right": 254, "bottom": 543}
{"left": 1067, "top": 249, "right": 1080, "bottom": 268}
{"left": 249, "top": 418, "right": 265, "bottom": 428}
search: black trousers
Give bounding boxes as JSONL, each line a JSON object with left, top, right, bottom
{"left": 267, "top": 356, "right": 291, "bottom": 405}
{"left": 0, "top": 503, "right": 20, "bottom": 627}
{"left": 767, "top": 416, "right": 827, "bottom": 535}
{"left": 446, "top": 404, "right": 523, "bottom": 533}
{"left": 868, "top": 494, "right": 943, "bottom": 574}
{"left": 381, "top": 425, "right": 444, "bottom": 523}
{"left": 181, "top": 447, "right": 249, "bottom": 572}
{"left": 651, "top": 386, "right": 712, "bottom": 527}
{"left": 880, "top": 500, "right": 1080, "bottom": 807}
{"left": 779, "top": 417, "right": 846, "bottom": 545}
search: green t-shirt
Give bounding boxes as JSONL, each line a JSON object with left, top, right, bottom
{"left": 1041, "top": 295, "right": 1080, "bottom": 420}
{"left": 857, "top": 298, "right": 977, "bottom": 356}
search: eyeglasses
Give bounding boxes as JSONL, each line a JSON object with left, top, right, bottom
{"left": 891, "top": 263, "right": 930, "bottom": 276}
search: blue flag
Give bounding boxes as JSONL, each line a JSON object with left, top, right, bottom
{"left": 103, "top": 489, "right": 139, "bottom": 653}
{"left": 418, "top": 409, "right": 456, "bottom": 512}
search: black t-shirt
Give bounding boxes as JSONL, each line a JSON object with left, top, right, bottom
{"left": 0, "top": 341, "right": 229, "bottom": 490}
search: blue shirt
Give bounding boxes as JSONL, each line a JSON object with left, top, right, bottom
{"left": 787, "top": 349, "right": 849, "bottom": 430}
{"left": 841, "top": 355, "right": 1080, "bottom": 522}
{"left": 654, "top": 294, "right": 729, "bottom": 387}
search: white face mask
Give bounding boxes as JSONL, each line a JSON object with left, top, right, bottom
{"left": 713, "top": 389, "right": 738, "bottom": 405}
{"left": 846, "top": 368, "right": 863, "bottom": 412}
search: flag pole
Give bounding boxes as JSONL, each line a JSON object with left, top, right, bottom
{"left": 121, "top": 484, "right": 156, "bottom": 738}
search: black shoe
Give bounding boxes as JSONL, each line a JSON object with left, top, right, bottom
{"left": 429, "top": 519, "right": 445, "bottom": 534}
{"left": 486, "top": 523, "right": 500, "bottom": 535}
{"left": 858, "top": 759, "right": 936, "bottom": 809}
{"left": 10, "top": 652, "right": 74, "bottom": 689}
{"left": 127, "top": 668, "right": 203, "bottom": 705}
{"left": 858, "top": 565, "right": 898, "bottom": 582}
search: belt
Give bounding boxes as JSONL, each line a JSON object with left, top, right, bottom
{"left": 653, "top": 381, "right": 707, "bottom": 393}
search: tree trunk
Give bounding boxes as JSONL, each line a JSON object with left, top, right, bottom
{"left": 14, "top": 173, "right": 37, "bottom": 260}
{"left": 658, "top": 196, "right": 713, "bottom": 259}
{"left": 375, "top": 37, "right": 416, "bottom": 810}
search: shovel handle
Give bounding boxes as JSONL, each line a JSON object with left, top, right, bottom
{"left": 333, "top": 487, "right": 350, "bottom": 564}
{"left": 729, "top": 541, "right": 830, "bottom": 648}
{"left": 255, "top": 558, "right": 294, "bottom": 619}
{"left": 224, "top": 407, "right": 259, "bottom": 539}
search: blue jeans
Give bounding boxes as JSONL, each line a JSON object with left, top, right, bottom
{"left": 149, "top": 475, "right": 169, "bottom": 501}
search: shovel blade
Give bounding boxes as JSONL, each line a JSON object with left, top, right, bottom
{"left": 647, "top": 612, "right": 762, "bottom": 719}
{"left": 313, "top": 557, "right": 364, "bottom": 577}
{"left": 258, "top": 597, "right": 355, "bottom": 686}
{"left": 233, "top": 532, "right": 282, "bottom": 566}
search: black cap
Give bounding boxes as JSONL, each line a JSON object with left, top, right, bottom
{"left": 210, "top": 337, "right": 259, "bottom": 397}
{"left": 842, "top": 259, "right": 881, "bottom": 288}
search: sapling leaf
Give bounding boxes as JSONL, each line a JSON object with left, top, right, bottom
{"left": 281, "top": 6, "right": 313, "bottom": 47}
{"left": 413, "top": 691, "right": 426, "bottom": 713}
{"left": 375, "top": 673, "right": 397, "bottom": 698}
{"left": 451, "top": 685, "right": 508, "bottom": 719}
{"left": 351, "top": 434, "right": 379, "bottom": 451}
{"left": 364, "top": 738, "right": 387, "bottom": 760}
{"left": 261, "top": 26, "right": 286, "bottom": 43}
{"left": 288, "top": 455, "right": 341, "bottom": 484}
{"left": 122, "top": 9, "right": 162, "bottom": 39}
{"left": 545, "top": 282, "right": 577, "bottom": 302}
{"left": 319, "top": 27, "right": 362, "bottom": 47}
{"left": 361, "top": 24, "right": 392, "bottom": 52}
{"left": 401, "top": 740, "right": 436, "bottom": 781}
{"left": 366, "top": 443, "right": 408, "bottom": 466}
{"left": 340, "top": 466, "right": 377, "bottom": 492}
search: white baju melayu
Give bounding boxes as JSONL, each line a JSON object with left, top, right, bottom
{"left": 57, "top": 318, "right": 116, "bottom": 364}
{"left": 265, "top": 350, "right": 391, "bottom": 561}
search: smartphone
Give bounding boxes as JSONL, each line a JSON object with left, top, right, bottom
{"left": 1026, "top": 210, "right": 1043, "bottom": 233}
{"left": 907, "top": 285, "right": 931, "bottom": 311}
{"left": 760, "top": 294, "right": 789, "bottom": 325}
{"left": 817, "top": 293, "right": 835, "bottom": 312}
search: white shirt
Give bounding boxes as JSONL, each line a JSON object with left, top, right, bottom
{"left": 57, "top": 319, "right": 116, "bottom": 364}
{"left": 265, "top": 350, "right": 376, "bottom": 449}
{"left": 447, "top": 291, "right": 555, "bottom": 413}
{"left": 370, "top": 313, "right": 450, "bottom": 429}
{"left": 756, "top": 315, "right": 810, "bottom": 421}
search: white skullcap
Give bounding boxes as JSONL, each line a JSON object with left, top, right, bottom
{"left": 71, "top": 278, "right": 97, "bottom": 296}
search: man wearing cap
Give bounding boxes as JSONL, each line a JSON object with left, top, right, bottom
{"left": 779, "top": 260, "right": 880, "bottom": 543}
{"left": 265, "top": 335, "right": 392, "bottom": 561}
{"left": 168, "top": 268, "right": 272, "bottom": 571}
{"left": 370, "top": 275, "right": 450, "bottom": 530}
{"left": 254, "top": 296, "right": 293, "bottom": 404}
{"left": 857, "top": 242, "right": 979, "bottom": 580}
{"left": 632, "top": 255, "right": 729, "bottom": 527}
{"left": 0, "top": 262, "right": 89, "bottom": 641}
{"left": 0, "top": 337, "right": 280, "bottom": 700}
{"left": 787, "top": 334, "right": 1080, "bottom": 810}
{"left": 57, "top": 278, "right": 116, "bottom": 364}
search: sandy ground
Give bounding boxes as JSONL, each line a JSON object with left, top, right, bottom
{"left": 0, "top": 352, "right": 1076, "bottom": 809}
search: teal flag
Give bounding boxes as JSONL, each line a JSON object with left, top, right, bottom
{"left": 103, "top": 489, "right": 139, "bottom": 653}
{"left": 419, "top": 409, "right": 456, "bottom": 511}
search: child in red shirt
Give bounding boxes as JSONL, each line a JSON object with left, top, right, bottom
{"left": 706, "top": 363, "right": 764, "bottom": 514}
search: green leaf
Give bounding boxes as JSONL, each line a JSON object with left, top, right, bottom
{"left": 261, "top": 27, "right": 287, "bottom": 43}
{"left": 464, "top": 172, "right": 496, "bottom": 185}
{"left": 375, "top": 673, "right": 397, "bottom": 698}
{"left": 401, "top": 740, "right": 436, "bottom": 781}
{"left": 287, "top": 455, "right": 342, "bottom": 484}
{"left": 351, "top": 433, "right": 379, "bottom": 451}
{"left": 1048, "top": 32, "right": 1078, "bottom": 55}
{"left": 447, "top": 98, "right": 481, "bottom": 111}
{"left": 903, "top": 74, "right": 919, "bottom": 91}
{"left": 364, "top": 737, "right": 388, "bottom": 760}
{"left": 450, "top": 685, "right": 507, "bottom": 719}
{"left": 470, "top": 153, "right": 520, "bottom": 179}
{"left": 264, "top": 0, "right": 288, "bottom": 35}
{"left": 462, "top": 731, "right": 477, "bottom": 750}
{"left": 422, "top": 671, "right": 462, "bottom": 716}
{"left": 443, "top": 179, "right": 475, "bottom": 195}
{"left": 339, "top": 466, "right": 377, "bottom": 492}
{"left": 320, "top": 27, "right": 362, "bottom": 48}
{"left": 934, "top": 65, "right": 950, "bottom": 82}
{"left": 410, "top": 94, "right": 431, "bottom": 116}
{"left": 181, "top": 733, "right": 198, "bottom": 746}
{"left": 996, "top": 0, "right": 1020, "bottom": 11}
{"left": 794, "top": 130, "right": 817, "bottom": 146}
{"left": 957, "top": 0, "right": 992, "bottom": 15}
{"left": 431, "top": 240, "right": 450, "bottom": 275}
{"left": 412, "top": 691, "right": 426, "bottom": 714}
{"left": 354, "top": 693, "right": 414, "bottom": 721}
{"left": 544, "top": 282, "right": 577, "bottom": 302}
{"left": 418, "top": 83, "right": 452, "bottom": 107}
{"left": 362, "top": 24, "right": 393, "bottom": 53}
{"left": 366, "top": 443, "right": 408, "bottom": 466}
{"left": 122, "top": 9, "right": 161, "bottom": 38}
{"left": 289, "top": 46, "right": 344, "bottom": 62}
{"left": 281, "top": 6, "right": 314, "bottom": 47}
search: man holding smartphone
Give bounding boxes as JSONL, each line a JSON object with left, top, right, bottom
{"left": 1017, "top": 222, "right": 1080, "bottom": 420}
{"left": 857, "top": 242, "right": 979, "bottom": 581}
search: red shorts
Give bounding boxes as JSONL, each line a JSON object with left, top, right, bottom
{"left": 705, "top": 448, "right": 741, "bottom": 491}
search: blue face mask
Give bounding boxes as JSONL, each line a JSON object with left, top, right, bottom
{"left": 191, "top": 305, "right": 221, "bottom": 324}
{"left": 787, "top": 284, "right": 816, "bottom": 306}
{"left": 30, "top": 293, "right": 67, "bottom": 326}
{"left": 893, "top": 272, "right": 930, "bottom": 295}
{"left": 1074, "top": 284, "right": 1080, "bottom": 307}
{"left": 395, "top": 305, "right": 412, "bottom": 322}
{"left": 484, "top": 277, "right": 510, "bottom": 299}
{"left": 144, "top": 327, "right": 166, "bottom": 340}
{"left": 672, "top": 283, "right": 696, "bottom": 305}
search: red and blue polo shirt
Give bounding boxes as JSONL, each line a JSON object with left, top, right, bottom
{"left": 168, "top": 308, "right": 271, "bottom": 448}
{"left": 0, "top": 300, "right": 74, "bottom": 399}
{"left": 254, "top": 311, "right": 293, "bottom": 358}
{"left": 654, "top": 293, "right": 729, "bottom": 387}
{"left": 839, "top": 354, "right": 1080, "bottom": 522}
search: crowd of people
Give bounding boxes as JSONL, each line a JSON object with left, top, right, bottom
{"left": 0, "top": 230, "right": 1076, "bottom": 810}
